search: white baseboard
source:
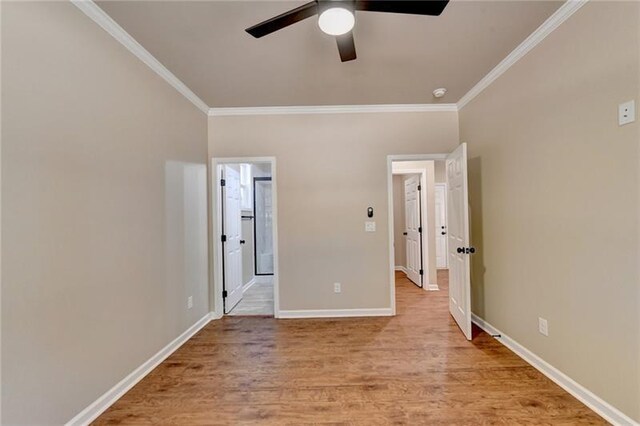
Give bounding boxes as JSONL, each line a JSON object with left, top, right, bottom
{"left": 394, "top": 266, "right": 407, "bottom": 274}
{"left": 242, "top": 277, "right": 256, "bottom": 293}
{"left": 471, "top": 313, "right": 638, "bottom": 426}
{"left": 427, "top": 283, "right": 439, "bottom": 291}
{"left": 279, "top": 308, "right": 393, "bottom": 319}
{"left": 66, "top": 313, "right": 213, "bottom": 426}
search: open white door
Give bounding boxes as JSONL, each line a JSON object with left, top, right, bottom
{"left": 446, "top": 144, "right": 472, "bottom": 340}
{"left": 404, "top": 175, "right": 423, "bottom": 287}
{"left": 222, "top": 165, "right": 243, "bottom": 313}
{"left": 434, "top": 184, "right": 448, "bottom": 268}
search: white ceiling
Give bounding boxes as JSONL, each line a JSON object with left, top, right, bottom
{"left": 97, "top": 0, "right": 563, "bottom": 107}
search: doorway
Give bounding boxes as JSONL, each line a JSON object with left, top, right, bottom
{"left": 212, "top": 157, "right": 279, "bottom": 318}
{"left": 388, "top": 146, "right": 472, "bottom": 340}
{"left": 391, "top": 160, "right": 448, "bottom": 291}
{"left": 391, "top": 161, "right": 433, "bottom": 290}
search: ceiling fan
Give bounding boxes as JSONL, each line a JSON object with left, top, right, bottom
{"left": 245, "top": 1, "right": 449, "bottom": 62}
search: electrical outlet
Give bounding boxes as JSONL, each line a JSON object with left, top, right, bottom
{"left": 538, "top": 317, "right": 548, "bottom": 336}
{"left": 334, "top": 282, "right": 341, "bottom": 293}
{"left": 187, "top": 296, "right": 193, "bottom": 309}
{"left": 619, "top": 100, "right": 635, "bottom": 126}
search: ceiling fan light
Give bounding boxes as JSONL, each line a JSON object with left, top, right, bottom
{"left": 318, "top": 7, "right": 355, "bottom": 36}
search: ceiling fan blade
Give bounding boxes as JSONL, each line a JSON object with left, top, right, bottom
{"left": 336, "top": 32, "right": 357, "bottom": 62}
{"left": 354, "top": 0, "right": 449, "bottom": 16}
{"left": 246, "top": 1, "right": 319, "bottom": 38}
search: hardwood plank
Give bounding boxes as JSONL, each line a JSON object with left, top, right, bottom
{"left": 93, "top": 271, "right": 607, "bottom": 425}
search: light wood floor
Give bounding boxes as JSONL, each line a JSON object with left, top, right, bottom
{"left": 228, "top": 278, "right": 274, "bottom": 316}
{"left": 94, "top": 271, "right": 605, "bottom": 425}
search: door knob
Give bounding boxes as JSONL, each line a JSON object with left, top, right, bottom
{"left": 441, "top": 231, "right": 446, "bottom": 235}
{"left": 240, "top": 240, "right": 246, "bottom": 244}
{"left": 403, "top": 232, "right": 407, "bottom": 236}
{"left": 456, "top": 247, "right": 464, "bottom": 253}
{"left": 469, "top": 247, "right": 476, "bottom": 254}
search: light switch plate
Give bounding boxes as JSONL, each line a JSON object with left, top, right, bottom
{"left": 365, "top": 221, "right": 376, "bottom": 232}
{"left": 619, "top": 100, "right": 635, "bottom": 126}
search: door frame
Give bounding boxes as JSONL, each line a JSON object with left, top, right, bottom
{"left": 434, "top": 182, "right": 448, "bottom": 269}
{"left": 211, "top": 157, "right": 280, "bottom": 319}
{"left": 387, "top": 154, "right": 447, "bottom": 315}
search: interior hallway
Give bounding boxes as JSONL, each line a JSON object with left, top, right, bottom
{"left": 228, "top": 279, "right": 274, "bottom": 316}
{"left": 94, "top": 271, "right": 605, "bottom": 424}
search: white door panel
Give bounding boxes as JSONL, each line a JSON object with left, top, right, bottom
{"left": 446, "top": 144, "right": 472, "bottom": 340}
{"left": 404, "top": 175, "right": 422, "bottom": 287}
{"left": 435, "top": 183, "right": 448, "bottom": 268}
{"left": 223, "top": 165, "right": 243, "bottom": 313}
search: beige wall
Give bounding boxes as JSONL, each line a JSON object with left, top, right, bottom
{"left": 392, "top": 175, "right": 406, "bottom": 268}
{"left": 1, "top": 2, "right": 208, "bottom": 424}
{"left": 209, "top": 112, "right": 459, "bottom": 311}
{"left": 459, "top": 2, "right": 639, "bottom": 421}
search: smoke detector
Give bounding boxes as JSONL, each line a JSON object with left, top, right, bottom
{"left": 433, "top": 88, "right": 447, "bottom": 98}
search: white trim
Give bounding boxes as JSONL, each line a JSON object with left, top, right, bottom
{"left": 66, "top": 313, "right": 213, "bottom": 426}
{"left": 211, "top": 157, "right": 280, "bottom": 319}
{"left": 427, "top": 283, "right": 439, "bottom": 291}
{"left": 457, "top": 0, "right": 588, "bottom": 109}
{"left": 387, "top": 159, "right": 397, "bottom": 315}
{"left": 208, "top": 104, "right": 458, "bottom": 117}
{"left": 242, "top": 277, "right": 256, "bottom": 293}
{"left": 471, "top": 314, "right": 638, "bottom": 426}
{"left": 394, "top": 266, "right": 407, "bottom": 274}
{"left": 279, "top": 308, "right": 392, "bottom": 319}
{"left": 389, "top": 154, "right": 448, "bottom": 162}
{"left": 71, "top": 0, "right": 209, "bottom": 114}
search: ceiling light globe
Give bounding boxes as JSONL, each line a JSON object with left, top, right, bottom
{"left": 318, "top": 7, "right": 355, "bottom": 36}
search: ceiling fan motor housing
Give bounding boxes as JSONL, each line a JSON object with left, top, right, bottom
{"left": 318, "top": 0, "right": 355, "bottom": 14}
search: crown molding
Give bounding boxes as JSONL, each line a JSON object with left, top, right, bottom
{"left": 208, "top": 103, "right": 458, "bottom": 117}
{"left": 71, "top": 0, "right": 209, "bottom": 114}
{"left": 457, "top": 0, "right": 588, "bottom": 110}
{"left": 73, "top": 0, "right": 587, "bottom": 117}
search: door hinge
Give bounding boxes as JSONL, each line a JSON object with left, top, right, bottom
{"left": 418, "top": 184, "right": 422, "bottom": 191}
{"left": 222, "top": 290, "right": 228, "bottom": 298}
{"left": 418, "top": 227, "right": 422, "bottom": 233}
{"left": 419, "top": 269, "right": 424, "bottom": 275}
{"left": 221, "top": 234, "right": 227, "bottom": 243}
{"left": 220, "top": 178, "right": 226, "bottom": 187}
